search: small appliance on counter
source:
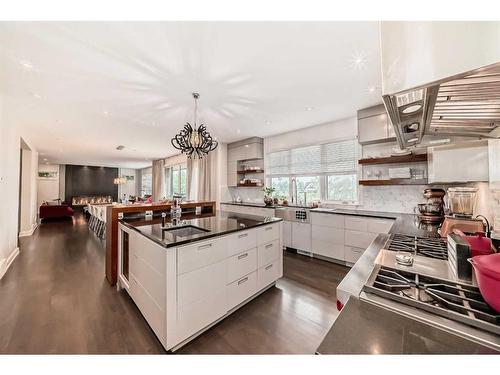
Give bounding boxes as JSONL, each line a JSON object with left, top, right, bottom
{"left": 440, "top": 187, "right": 486, "bottom": 238}
{"left": 415, "top": 188, "right": 445, "bottom": 224}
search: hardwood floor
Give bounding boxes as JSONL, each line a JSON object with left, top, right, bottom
{"left": 0, "top": 215, "right": 349, "bottom": 354}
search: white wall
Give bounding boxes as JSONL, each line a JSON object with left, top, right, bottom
{"left": 19, "top": 148, "right": 39, "bottom": 236}
{"left": 118, "top": 168, "right": 138, "bottom": 200}
{"left": 0, "top": 95, "right": 39, "bottom": 278}
{"left": 37, "top": 163, "right": 60, "bottom": 208}
{"left": 264, "top": 117, "right": 357, "bottom": 154}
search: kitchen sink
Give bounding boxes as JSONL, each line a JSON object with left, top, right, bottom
{"left": 162, "top": 225, "right": 210, "bottom": 237}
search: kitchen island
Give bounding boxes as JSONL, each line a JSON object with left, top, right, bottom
{"left": 117, "top": 212, "right": 283, "bottom": 351}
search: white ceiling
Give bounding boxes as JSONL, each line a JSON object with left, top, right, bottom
{"left": 0, "top": 22, "right": 383, "bottom": 168}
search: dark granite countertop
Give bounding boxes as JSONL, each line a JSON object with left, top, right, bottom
{"left": 316, "top": 298, "right": 498, "bottom": 354}
{"left": 120, "top": 212, "right": 282, "bottom": 248}
{"left": 310, "top": 208, "right": 441, "bottom": 238}
{"left": 221, "top": 201, "right": 276, "bottom": 208}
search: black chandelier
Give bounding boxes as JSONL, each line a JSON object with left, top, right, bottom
{"left": 171, "top": 92, "right": 218, "bottom": 159}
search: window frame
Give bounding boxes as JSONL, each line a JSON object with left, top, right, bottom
{"left": 266, "top": 138, "right": 359, "bottom": 205}
{"left": 165, "top": 163, "right": 187, "bottom": 198}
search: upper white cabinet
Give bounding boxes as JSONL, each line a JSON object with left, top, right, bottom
{"left": 428, "top": 140, "right": 489, "bottom": 183}
{"left": 489, "top": 139, "right": 500, "bottom": 190}
{"left": 358, "top": 104, "right": 396, "bottom": 145}
{"left": 380, "top": 21, "right": 500, "bottom": 94}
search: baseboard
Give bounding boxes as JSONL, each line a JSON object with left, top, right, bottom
{"left": 18, "top": 222, "right": 38, "bottom": 237}
{"left": 0, "top": 247, "right": 20, "bottom": 279}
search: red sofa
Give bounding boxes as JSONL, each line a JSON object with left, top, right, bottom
{"left": 39, "top": 204, "right": 74, "bottom": 221}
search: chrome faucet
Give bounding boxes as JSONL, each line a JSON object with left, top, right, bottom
{"left": 291, "top": 178, "right": 298, "bottom": 205}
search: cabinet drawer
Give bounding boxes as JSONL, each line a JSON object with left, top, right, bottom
{"left": 177, "top": 237, "right": 227, "bottom": 275}
{"left": 311, "top": 213, "right": 344, "bottom": 228}
{"left": 227, "top": 230, "right": 257, "bottom": 257}
{"left": 129, "top": 274, "right": 165, "bottom": 343}
{"left": 227, "top": 248, "right": 257, "bottom": 284}
{"left": 130, "top": 232, "right": 165, "bottom": 276}
{"left": 248, "top": 207, "right": 275, "bottom": 217}
{"left": 311, "top": 225, "right": 344, "bottom": 245}
{"left": 176, "top": 288, "right": 226, "bottom": 344}
{"left": 345, "top": 230, "right": 377, "bottom": 249}
{"left": 177, "top": 260, "right": 226, "bottom": 308}
{"left": 256, "top": 223, "right": 280, "bottom": 246}
{"left": 130, "top": 254, "right": 164, "bottom": 305}
{"left": 226, "top": 271, "right": 257, "bottom": 311}
{"left": 345, "top": 216, "right": 368, "bottom": 231}
{"left": 366, "top": 218, "right": 394, "bottom": 234}
{"left": 344, "top": 246, "right": 364, "bottom": 264}
{"left": 257, "top": 259, "right": 281, "bottom": 290}
{"left": 257, "top": 240, "right": 280, "bottom": 268}
{"left": 312, "top": 240, "right": 345, "bottom": 260}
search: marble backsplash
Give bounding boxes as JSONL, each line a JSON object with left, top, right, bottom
{"left": 229, "top": 182, "right": 495, "bottom": 226}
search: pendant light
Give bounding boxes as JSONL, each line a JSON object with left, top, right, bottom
{"left": 171, "top": 92, "right": 218, "bottom": 158}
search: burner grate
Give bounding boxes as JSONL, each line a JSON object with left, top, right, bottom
{"left": 364, "top": 266, "right": 500, "bottom": 335}
{"left": 386, "top": 234, "right": 448, "bottom": 260}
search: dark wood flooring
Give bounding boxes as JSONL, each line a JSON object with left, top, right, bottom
{"left": 0, "top": 215, "right": 349, "bottom": 354}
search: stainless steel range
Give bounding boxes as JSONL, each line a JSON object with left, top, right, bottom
{"left": 384, "top": 233, "right": 448, "bottom": 260}
{"left": 364, "top": 266, "right": 500, "bottom": 336}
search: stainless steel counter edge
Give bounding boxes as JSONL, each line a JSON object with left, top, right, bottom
{"left": 336, "top": 233, "right": 389, "bottom": 307}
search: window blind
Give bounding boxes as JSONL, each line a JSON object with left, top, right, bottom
{"left": 266, "top": 139, "right": 357, "bottom": 177}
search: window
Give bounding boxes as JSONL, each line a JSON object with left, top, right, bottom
{"left": 327, "top": 174, "right": 357, "bottom": 202}
{"left": 165, "top": 163, "right": 187, "bottom": 198}
{"left": 270, "top": 177, "right": 290, "bottom": 198}
{"left": 295, "top": 176, "right": 321, "bottom": 202}
{"left": 266, "top": 139, "right": 358, "bottom": 204}
{"left": 141, "top": 168, "right": 152, "bottom": 197}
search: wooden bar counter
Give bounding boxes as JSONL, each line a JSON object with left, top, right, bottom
{"left": 105, "top": 201, "right": 216, "bottom": 285}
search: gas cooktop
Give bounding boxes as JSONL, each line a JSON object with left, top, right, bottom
{"left": 363, "top": 266, "right": 500, "bottom": 336}
{"left": 385, "top": 234, "right": 448, "bottom": 260}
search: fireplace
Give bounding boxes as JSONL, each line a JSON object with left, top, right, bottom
{"left": 72, "top": 195, "right": 113, "bottom": 206}
{"left": 65, "top": 164, "right": 119, "bottom": 205}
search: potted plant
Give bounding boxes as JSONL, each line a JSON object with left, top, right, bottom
{"left": 262, "top": 186, "right": 276, "bottom": 206}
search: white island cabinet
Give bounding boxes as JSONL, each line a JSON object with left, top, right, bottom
{"left": 117, "top": 220, "right": 283, "bottom": 351}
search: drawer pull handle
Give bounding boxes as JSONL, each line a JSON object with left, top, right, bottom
{"left": 265, "top": 243, "right": 273, "bottom": 249}
{"left": 265, "top": 264, "right": 273, "bottom": 270}
{"left": 238, "top": 233, "right": 248, "bottom": 238}
{"left": 238, "top": 253, "right": 248, "bottom": 260}
{"left": 197, "top": 243, "right": 212, "bottom": 251}
{"left": 265, "top": 227, "right": 273, "bottom": 231}
{"left": 238, "top": 276, "right": 249, "bottom": 285}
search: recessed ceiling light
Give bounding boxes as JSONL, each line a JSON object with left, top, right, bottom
{"left": 43, "top": 158, "right": 48, "bottom": 161}
{"left": 305, "top": 106, "right": 314, "bottom": 111}
{"left": 368, "top": 86, "right": 379, "bottom": 93}
{"left": 103, "top": 110, "right": 109, "bottom": 116}
{"left": 265, "top": 120, "right": 272, "bottom": 125}
{"left": 20, "top": 60, "right": 33, "bottom": 70}
{"left": 30, "top": 92, "right": 41, "bottom": 99}
{"left": 236, "top": 129, "right": 241, "bottom": 134}
{"left": 116, "top": 145, "right": 125, "bottom": 150}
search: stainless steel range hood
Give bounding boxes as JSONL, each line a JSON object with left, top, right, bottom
{"left": 382, "top": 61, "right": 500, "bottom": 149}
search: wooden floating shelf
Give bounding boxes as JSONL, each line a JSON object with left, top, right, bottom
{"left": 237, "top": 169, "right": 264, "bottom": 174}
{"left": 359, "top": 178, "right": 428, "bottom": 186}
{"left": 358, "top": 154, "right": 428, "bottom": 165}
{"left": 237, "top": 183, "right": 263, "bottom": 187}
